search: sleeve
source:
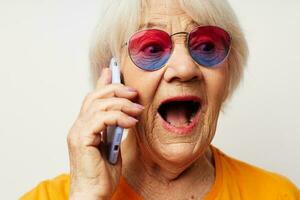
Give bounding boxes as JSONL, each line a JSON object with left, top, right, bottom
{"left": 276, "top": 175, "right": 300, "bottom": 200}
{"left": 20, "top": 174, "right": 70, "bottom": 200}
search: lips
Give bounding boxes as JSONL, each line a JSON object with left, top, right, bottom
{"left": 157, "top": 96, "right": 202, "bottom": 135}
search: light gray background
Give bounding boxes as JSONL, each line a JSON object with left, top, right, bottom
{"left": 0, "top": 0, "right": 299, "bottom": 199}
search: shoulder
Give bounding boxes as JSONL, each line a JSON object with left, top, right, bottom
{"left": 20, "top": 173, "right": 70, "bottom": 200}
{"left": 212, "top": 146, "right": 300, "bottom": 199}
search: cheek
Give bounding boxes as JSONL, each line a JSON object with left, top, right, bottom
{"left": 203, "top": 65, "right": 229, "bottom": 106}
{"left": 121, "top": 60, "right": 164, "bottom": 106}
{"left": 121, "top": 58, "right": 165, "bottom": 145}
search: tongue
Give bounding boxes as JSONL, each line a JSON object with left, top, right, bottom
{"left": 165, "top": 105, "right": 189, "bottom": 127}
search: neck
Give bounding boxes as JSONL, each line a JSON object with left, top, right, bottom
{"left": 121, "top": 131, "right": 215, "bottom": 199}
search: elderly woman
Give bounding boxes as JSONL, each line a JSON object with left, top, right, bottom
{"left": 21, "top": 0, "right": 299, "bottom": 199}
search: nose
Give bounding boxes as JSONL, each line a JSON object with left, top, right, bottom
{"left": 163, "top": 43, "right": 203, "bottom": 83}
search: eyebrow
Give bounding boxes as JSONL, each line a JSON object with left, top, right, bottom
{"left": 139, "top": 22, "right": 167, "bottom": 29}
{"left": 139, "top": 20, "right": 200, "bottom": 31}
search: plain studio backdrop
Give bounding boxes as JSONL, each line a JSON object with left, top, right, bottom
{"left": 0, "top": 0, "right": 299, "bottom": 199}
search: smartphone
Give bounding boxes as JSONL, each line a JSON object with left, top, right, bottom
{"left": 106, "top": 57, "right": 124, "bottom": 165}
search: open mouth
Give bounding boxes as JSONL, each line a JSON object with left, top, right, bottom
{"left": 157, "top": 96, "right": 202, "bottom": 131}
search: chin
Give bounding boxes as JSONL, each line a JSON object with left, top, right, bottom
{"left": 155, "top": 142, "right": 203, "bottom": 166}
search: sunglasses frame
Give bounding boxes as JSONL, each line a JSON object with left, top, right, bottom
{"left": 122, "top": 25, "right": 232, "bottom": 71}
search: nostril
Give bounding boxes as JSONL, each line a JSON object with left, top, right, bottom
{"left": 166, "top": 75, "right": 200, "bottom": 84}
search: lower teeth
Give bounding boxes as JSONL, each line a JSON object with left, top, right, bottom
{"left": 168, "top": 120, "right": 191, "bottom": 127}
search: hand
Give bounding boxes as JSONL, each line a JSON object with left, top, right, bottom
{"left": 67, "top": 68, "right": 144, "bottom": 199}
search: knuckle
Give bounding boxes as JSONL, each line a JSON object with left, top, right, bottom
{"left": 112, "top": 98, "right": 131, "bottom": 109}
{"left": 94, "top": 111, "right": 115, "bottom": 126}
{"left": 100, "top": 98, "right": 130, "bottom": 112}
{"left": 89, "top": 99, "right": 105, "bottom": 112}
{"left": 112, "top": 84, "right": 127, "bottom": 93}
{"left": 67, "top": 122, "right": 81, "bottom": 143}
{"left": 67, "top": 132, "right": 77, "bottom": 147}
{"left": 115, "top": 110, "right": 126, "bottom": 119}
{"left": 93, "top": 111, "right": 105, "bottom": 121}
{"left": 110, "top": 97, "right": 129, "bottom": 107}
{"left": 107, "top": 110, "right": 121, "bottom": 120}
{"left": 120, "top": 97, "right": 132, "bottom": 105}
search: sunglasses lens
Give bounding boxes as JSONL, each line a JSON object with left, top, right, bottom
{"left": 128, "top": 29, "right": 172, "bottom": 71}
{"left": 188, "top": 26, "right": 231, "bottom": 67}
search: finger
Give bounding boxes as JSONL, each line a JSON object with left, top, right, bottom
{"left": 96, "top": 68, "right": 112, "bottom": 89}
{"left": 78, "top": 111, "right": 138, "bottom": 146}
{"left": 87, "top": 98, "right": 144, "bottom": 117}
{"left": 93, "top": 84, "right": 137, "bottom": 100}
{"left": 81, "top": 85, "right": 138, "bottom": 113}
{"left": 89, "top": 110, "right": 138, "bottom": 131}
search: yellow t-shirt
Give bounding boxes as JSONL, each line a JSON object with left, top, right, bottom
{"left": 20, "top": 146, "right": 300, "bottom": 200}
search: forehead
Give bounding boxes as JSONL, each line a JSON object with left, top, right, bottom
{"left": 143, "top": 0, "right": 184, "bottom": 15}
{"left": 140, "top": 0, "right": 200, "bottom": 31}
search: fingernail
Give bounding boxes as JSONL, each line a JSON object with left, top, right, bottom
{"left": 133, "top": 103, "right": 144, "bottom": 109}
{"left": 129, "top": 116, "right": 138, "bottom": 123}
{"left": 127, "top": 87, "right": 137, "bottom": 92}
